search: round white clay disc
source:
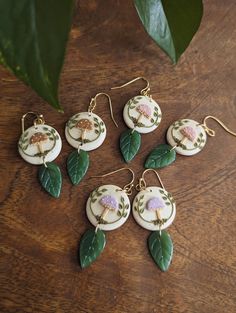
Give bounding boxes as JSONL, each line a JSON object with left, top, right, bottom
{"left": 123, "top": 95, "right": 162, "bottom": 134}
{"left": 166, "top": 119, "right": 207, "bottom": 156}
{"left": 132, "top": 187, "right": 176, "bottom": 231}
{"left": 86, "top": 184, "right": 130, "bottom": 231}
{"left": 65, "top": 112, "right": 106, "bottom": 151}
{"left": 18, "top": 124, "right": 62, "bottom": 165}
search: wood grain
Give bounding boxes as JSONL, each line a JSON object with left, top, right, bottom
{"left": 0, "top": 1, "right": 236, "bottom": 312}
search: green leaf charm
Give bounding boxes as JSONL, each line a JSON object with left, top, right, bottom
{"left": 148, "top": 230, "right": 173, "bottom": 272}
{"left": 67, "top": 149, "right": 89, "bottom": 185}
{"left": 134, "top": 0, "right": 203, "bottom": 63}
{"left": 120, "top": 129, "right": 141, "bottom": 163}
{"left": 145, "top": 144, "right": 176, "bottom": 169}
{"left": 38, "top": 162, "right": 62, "bottom": 198}
{"left": 79, "top": 229, "right": 106, "bottom": 269}
{"left": 0, "top": 0, "right": 74, "bottom": 111}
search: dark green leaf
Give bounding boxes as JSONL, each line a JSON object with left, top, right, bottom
{"left": 120, "top": 129, "right": 141, "bottom": 163}
{"left": 148, "top": 230, "right": 173, "bottom": 271}
{"left": 67, "top": 149, "right": 89, "bottom": 185}
{"left": 0, "top": 0, "right": 74, "bottom": 110}
{"left": 134, "top": 0, "right": 203, "bottom": 63}
{"left": 38, "top": 162, "right": 62, "bottom": 198}
{"left": 145, "top": 144, "right": 176, "bottom": 168}
{"left": 79, "top": 229, "right": 106, "bottom": 268}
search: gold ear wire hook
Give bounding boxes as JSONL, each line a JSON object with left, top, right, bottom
{"left": 90, "top": 167, "right": 135, "bottom": 195}
{"left": 21, "top": 112, "right": 45, "bottom": 134}
{"left": 88, "top": 92, "right": 118, "bottom": 128}
{"left": 111, "top": 77, "right": 151, "bottom": 96}
{"left": 136, "top": 169, "right": 165, "bottom": 191}
{"left": 201, "top": 115, "right": 236, "bottom": 137}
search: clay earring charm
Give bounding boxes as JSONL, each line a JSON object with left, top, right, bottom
{"left": 145, "top": 115, "right": 236, "bottom": 169}
{"left": 133, "top": 169, "right": 176, "bottom": 272}
{"left": 65, "top": 93, "right": 118, "bottom": 185}
{"left": 79, "top": 168, "right": 134, "bottom": 268}
{"left": 111, "top": 77, "right": 162, "bottom": 163}
{"left": 18, "top": 112, "right": 62, "bottom": 198}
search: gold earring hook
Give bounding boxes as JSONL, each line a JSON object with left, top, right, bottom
{"left": 136, "top": 169, "right": 165, "bottom": 191}
{"left": 201, "top": 115, "right": 236, "bottom": 137}
{"left": 111, "top": 77, "right": 151, "bottom": 96}
{"left": 21, "top": 111, "right": 45, "bottom": 134}
{"left": 90, "top": 167, "right": 135, "bottom": 195}
{"left": 87, "top": 92, "right": 118, "bottom": 128}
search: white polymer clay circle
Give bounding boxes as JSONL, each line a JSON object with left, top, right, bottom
{"left": 18, "top": 124, "right": 62, "bottom": 165}
{"left": 65, "top": 112, "right": 106, "bottom": 151}
{"left": 166, "top": 118, "right": 207, "bottom": 156}
{"left": 86, "top": 184, "right": 131, "bottom": 231}
{"left": 132, "top": 187, "right": 176, "bottom": 231}
{"left": 123, "top": 95, "right": 162, "bottom": 134}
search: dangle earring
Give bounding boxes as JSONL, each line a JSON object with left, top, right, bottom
{"left": 79, "top": 168, "right": 134, "bottom": 268}
{"left": 18, "top": 112, "right": 62, "bottom": 198}
{"left": 111, "top": 77, "right": 162, "bottom": 163}
{"left": 145, "top": 115, "right": 236, "bottom": 169}
{"left": 65, "top": 93, "right": 118, "bottom": 185}
{"left": 133, "top": 169, "right": 176, "bottom": 272}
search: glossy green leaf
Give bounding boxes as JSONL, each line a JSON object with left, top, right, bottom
{"left": 0, "top": 0, "right": 74, "bottom": 111}
{"left": 67, "top": 149, "right": 89, "bottom": 185}
{"left": 38, "top": 162, "right": 62, "bottom": 198}
{"left": 79, "top": 229, "right": 106, "bottom": 269}
{"left": 145, "top": 144, "right": 176, "bottom": 168}
{"left": 120, "top": 129, "right": 141, "bottom": 163}
{"left": 134, "top": 0, "right": 203, "bottom": 63}
{"left": 148, "top": 230, "right": 173, "bottom": 271}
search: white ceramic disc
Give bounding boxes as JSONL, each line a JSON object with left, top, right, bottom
{"left": 65, "top": 112, "right": 106, "bottom": 151}
{"left": 86, "top": 184, "right": 130, "bottom": 231}
{"left": 123, "top": 95, "right": 162, "bottom": 134}
{"left": 166, "top": 119, "right": 207, "bottom": 156}
{"left": 132, "top": 187, "right": 176, "bottom": 231}
{"left": 18, "top": 124, "right": 62, "bottom": 165}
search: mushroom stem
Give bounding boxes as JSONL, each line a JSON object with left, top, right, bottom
{"left": 37, "top": 142, "right": 44, "bottom": 155}
{"left": 100, "top": 207, "right": 110, "bottom": 222}
{"left": 80, "top": 129, "right": 86, "bottom": 142}
{"left": 136, "top": 113, "right": 143, "bottom": 125}
{"left": 156, "top": 208, "right": 163, "bottom": 221}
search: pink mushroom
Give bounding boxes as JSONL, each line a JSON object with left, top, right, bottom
{"left": 30, "top": 132, "right": 48, "bottom": 154}
{"left": 99, "top": 195, "right": 118, "bottom": 221}
{"left": 180, "top": 126, "right": 196, "bottom": 142}
{"left": 146, "top": 197, "right": 165, "bottom": 221}
{"left": 136, "top": 104, "right": 152, "bottom": 124}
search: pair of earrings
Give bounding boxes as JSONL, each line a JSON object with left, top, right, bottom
{"left": 18, "top": 93, "right": 118, "bottom": 198}
{"left": 79, "top": 168, "right": 175, "bottom": 272}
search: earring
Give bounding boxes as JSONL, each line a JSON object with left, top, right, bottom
{"left": 111, "top": 77, "right": 162, "bottom": 163}
{"left": 65, "top": 93, "right": 118, "bottom": 185}
{"left": 79, "top": 168, "right": 134, "bottom": 268}
{"left": 145, "top": 115, "right": 236, "bottom": 169}
{"left": 133, "top": 169, "right": 176, "bottom": 272}
{"left": 18, "top": 112, "right": 62, "bottom": 198}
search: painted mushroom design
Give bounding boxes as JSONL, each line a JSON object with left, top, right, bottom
{"left": 30, "top": 132, "right": 48, "bottom": 155}
{"left": 99, "top": 195, "right": 118, "bottom": 222}
{"left": 180, "top": 126, "right": 197, "bottom": 145}
{"left": 136, "top": 104, "right": 152, "bottom": 125}
{"left": 76, "top": 119, "right": 93, "bottom": 141}
{"left": 146, "top": 197, "right": 165, "bottom": 221}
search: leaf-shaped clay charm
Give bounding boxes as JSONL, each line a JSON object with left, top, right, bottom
{"left": 67, "top": 149, "right": 89, "bottom": 185}
{"left": 79, "top": 229, "right": 106, "bottom": 268}
{"left": 38, "top": 162, "right": 62, "bottom": 198}
{"left": 148, "top": 230, "right": 173, "bottom": 272}
{"left": 120, "top": 129, "right": 141, "bottom": 163}
{"left": 145, "top": 144, "right": 176, "bottom": 169}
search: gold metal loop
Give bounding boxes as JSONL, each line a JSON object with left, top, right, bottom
{"left": 111, "top": 77, "right": 151, "bottom": 96}
{"left": 87, "top": 92, "right": 118, "bottom": 127}
{"left": 90, "top": 167, "right": 135, "bottom": 195}
{"left": 201, "top": 115, "right": 236, "bottom": 137}
{"left": 136, "top": 169, "right": 165, "bottom": 191}
{"left": 21, "top": 111, "right": 45, "bottom": 134}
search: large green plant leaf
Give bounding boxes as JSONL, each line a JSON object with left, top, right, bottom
{"left": 145, "top": 144, "right": 176, "bottom": 168}
{"left": 148, "top": 230, "right": 173, "bottom": 271}
{"left": 79, "top": 229, "right": 106, "bottom": 269}
{"left": 0, "top": 0, "right": 74, "bottom": 111}
{"left": 134, "top": 0, "right": 203, "bottom": 63}
{"left": 67, "top": 149, "right": 89, "bottom": 185}
{"left": 120, "top": 129, "right": 141, "bottom": 163}
{"left": 38, "top": 162, "right": 62, "bottom": 198}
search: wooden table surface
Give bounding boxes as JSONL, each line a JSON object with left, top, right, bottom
{"left": 0, "top": 1, "right": 236, "bottom": 312}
